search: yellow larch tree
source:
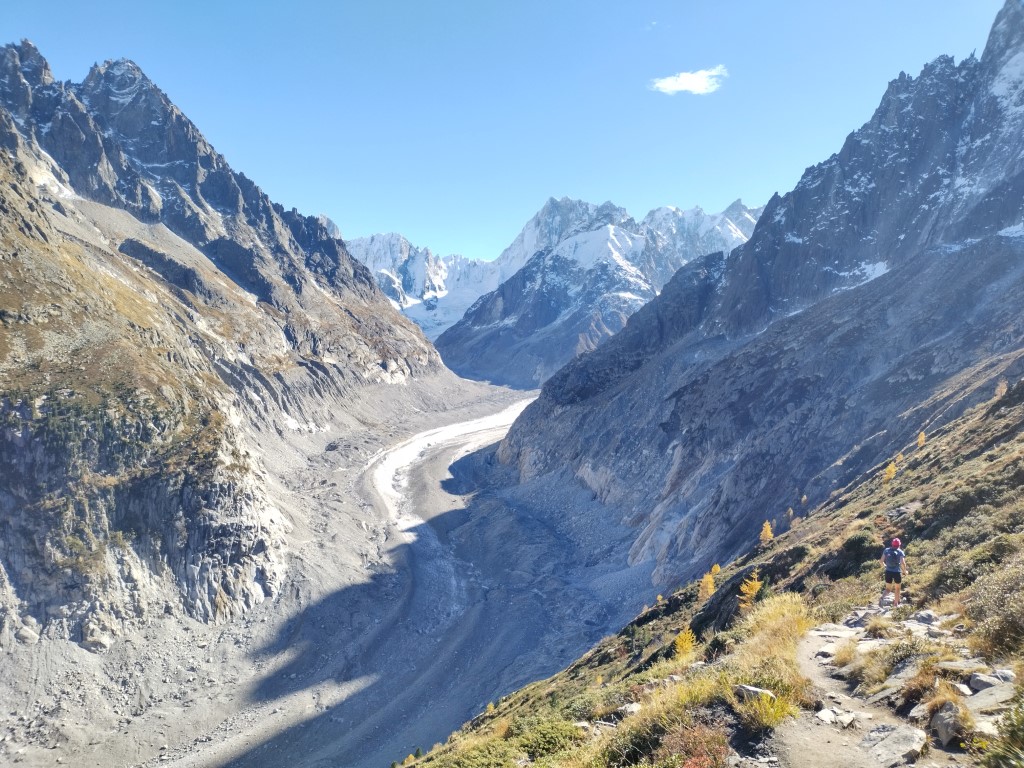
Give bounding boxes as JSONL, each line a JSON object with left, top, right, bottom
{"left": 738, "top": 569, "right": 763, "bottom": 614}
{"left": 698, "top": 571, "right": 716, "bottom": 601}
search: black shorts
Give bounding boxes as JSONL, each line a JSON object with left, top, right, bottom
{"left": 884, "top": 571, "right": 902, "bottom": 584}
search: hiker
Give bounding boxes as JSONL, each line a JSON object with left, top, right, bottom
{"left": 880, "top": 537, "right": 908, "bottom": 608}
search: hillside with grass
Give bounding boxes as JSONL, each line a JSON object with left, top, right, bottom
{"left": 400, "top": 381, "right": 1024, "bottom": 767}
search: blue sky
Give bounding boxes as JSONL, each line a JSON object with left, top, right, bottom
{"left": 1, "top": 1, "right": 1006, "bottom": 260}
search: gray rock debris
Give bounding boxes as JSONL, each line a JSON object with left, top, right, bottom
{"left": 930, "top": 701, "right": 970, "bottom": 748}
{"left": 734, "top": 684, "right": 777, "bottom": 702}
{"left": 969, "top": 672, "right": 1002, "bottom": 691}
{"left": 862, "top": 724, "right": 927, "bottom": 768}
{"left": 964, "top": 683, "right": 1017, "bottom": 716}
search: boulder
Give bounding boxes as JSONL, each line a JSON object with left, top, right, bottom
{"left": 816, "top": 708, "right": 837, "bottom": 724}
{"left": 935, "top": 658, "right": 989, "bottom": 675}
{"left": 733, "top": 684, "right": 776, "bottom": 702}
{"left": 911, "top": 609, "right": 938, "bottom": 624}
{"left": 80, "top": 626, "right": 114, "bottom": 653}
{"left": 862, "top": 724, "right": 928, "bottom": 768}
{"left": 832, "top": 663, "right": 859, "bottom": 680}
{"left": 964, "top": 683, "right": 1017, "bottom": 716}
{"left": 14, "top": 626, "right": 39, "bottom": 645}
{"left": 930, "top": 701, "right": 970, "bottom": 747}
{"left": 973, "top": 718, "right": 1002, "bottom": 739}
{"left": 969, "top": 673, "right": 1002, "bottom": 691}
{"left": 881, "top": 656, "right": 922, "bottom": 690}
{"left": 908, "top": 702, "right": 931, "bottom": 723}
{"left": 616, "top": 703, "right": 642, "bottom": 717}
{"left": 866, "top": 686, "right": 901, "bottom": 705}
{"left": 837, "top": 713, "right": 857, "bottom": 729}
{"left": 994, "top": 668, "right": 1017, "bottom": 683}
{"left": 954, "top": 683, "right": 974, "bottom": 697}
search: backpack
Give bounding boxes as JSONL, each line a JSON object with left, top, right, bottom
{"left": 883, "top": 547, "right": 904, "bottom": 571}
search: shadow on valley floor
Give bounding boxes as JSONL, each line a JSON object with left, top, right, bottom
{"left": 225, "top": 444, "right": 651, "bottom": 768}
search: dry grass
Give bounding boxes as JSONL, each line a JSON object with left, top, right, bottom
{"left": 733, "top": 694, "right": 800, "bottom": 732}
{"left": 832, "top": 639, "right": 859, "bottom": 668}
{"left": 864, "top": 616, "right": 897, "bottom": 639}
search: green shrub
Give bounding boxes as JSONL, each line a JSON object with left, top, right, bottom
{"left": 983, "top": 699, "right": 1024, "bottom": 768}
{"left": 511, "top": 716, "right": 584, "bottom": 759}
{"left": 965, "top": 551, "right": 1024, "bottom": 655}
{"left": 435, "top": 740, "right": 518, "bottom": 768}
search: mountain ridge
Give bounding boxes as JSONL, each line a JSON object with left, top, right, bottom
{"left": 498, "top": 0, "right": 1024, "bottom": 584}
{"left": 429, "top": 197, "right": 763, "bottom": 387}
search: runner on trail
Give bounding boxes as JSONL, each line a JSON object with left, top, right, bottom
{"left": 880, "top": 537, "right": 908, "bottom": 608}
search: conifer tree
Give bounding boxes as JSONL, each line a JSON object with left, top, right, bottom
{"left": 710, "top": 563, "right": 721, "bottom": 576}
{"left": 759, "top": 520, "right": 774, "bottom": 546}
{"left": 738, "top": 569, "right": 763, "bottom": 614}
{"left": 883, "top": 461, "right": 897, "bottom": 484}
{"left": 698, "top": 572, "right": 716, "bottom": 601}
{"left": 674, "top": 628, "right": 697, "bottom": 658}
{"left": 917, "top": 431, "right": 926, "bottom": 448}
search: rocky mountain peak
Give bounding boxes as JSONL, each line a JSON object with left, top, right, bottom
{"left": 982, "top": 0, "right": 1024, "bottom": 71}
{"left": 82, "top": 57, "right": 153, "bottom": 96}
{"left": 8, "top": 40, "right": 53, "bottom": 87}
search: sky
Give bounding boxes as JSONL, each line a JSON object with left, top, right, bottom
{"left": 0, "top": 0, "right": 1007, "bottom": 261}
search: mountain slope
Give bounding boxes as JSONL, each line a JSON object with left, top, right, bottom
{"left": 433, "top": 198, "right": 762, "bottom": 388}
{"left": 414, "top": 374, "right": 1024, "bottom": 768}
{"left": 0, "top": 40, "right": 442, "bottom": 641}
{"left": 499, "top": 0, "right": 1024, "bottom": 585}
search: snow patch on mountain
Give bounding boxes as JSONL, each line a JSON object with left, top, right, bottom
{"left": 347, "top": 197, "right": 763, "bottom": 342}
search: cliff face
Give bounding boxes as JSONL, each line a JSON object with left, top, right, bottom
{"left": 499, "top": 0, "right": 1024, "bottom": 586}
{"left": 0, "top": 43, "right": 441, "bottom": 647}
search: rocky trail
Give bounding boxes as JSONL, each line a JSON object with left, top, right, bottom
{"left": 767, "top": 600, "right": 1017, "bottom": 768}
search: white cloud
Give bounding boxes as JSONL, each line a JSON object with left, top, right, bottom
{"left": 649, "top": 65, "right": 728, "bottom": 95}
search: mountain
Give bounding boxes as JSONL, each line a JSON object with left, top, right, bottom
{"left": 498, "top": 0, "right": 1024, "bottom": 586}
{"left": 417, "top": 374, "right": 1024, "bottom": 765}
{"left": 432, "top": 197, "right": 762, "bottom": 388}
{"left": 344, "top": 232, "right": 505, "bottom": 340}
{"left": 0, "top": 40, "right": 442, "bottom": 643}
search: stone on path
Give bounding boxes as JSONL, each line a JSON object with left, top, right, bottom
{"left": 969, "top": 672, "right": 1002, "bottom": 691}
{"left": 935, "top": 658, "right": 989, "bottom": 675}
{"left": 963, "top": 683, "right": 1017, "bottom": 716}
{"left": 994, "top": 668, "right": 1016, "bottom": 683}
{"left": 837, "top": 713, "right": 857, "bottom": 729}
{"left": 816, "top": 708, "right": 837, "bottom": 724}
{"left": 911, "top": 609, "right": 938, "bottom": 624}
{"left": 815, "top": 643, "right": 838, "bottom": 658}
{"left": 930, "top": 701, "right": 969, "bottom": 747}
{"left": 862, "top": 724, "right": 927, "bottom": 768}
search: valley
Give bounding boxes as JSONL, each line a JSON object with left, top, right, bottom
{"left": 1, "top": 386, "right": 654, "bottom": 768}
{"left": 3, "top": 2, "right": 1024, "bottom": 766}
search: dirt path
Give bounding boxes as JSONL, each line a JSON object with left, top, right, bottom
{"left": 772, "top": 615, "right": 969, "bottom": 768}
{"left": 773, "top": 625, "right": 904, "bottom": 768}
